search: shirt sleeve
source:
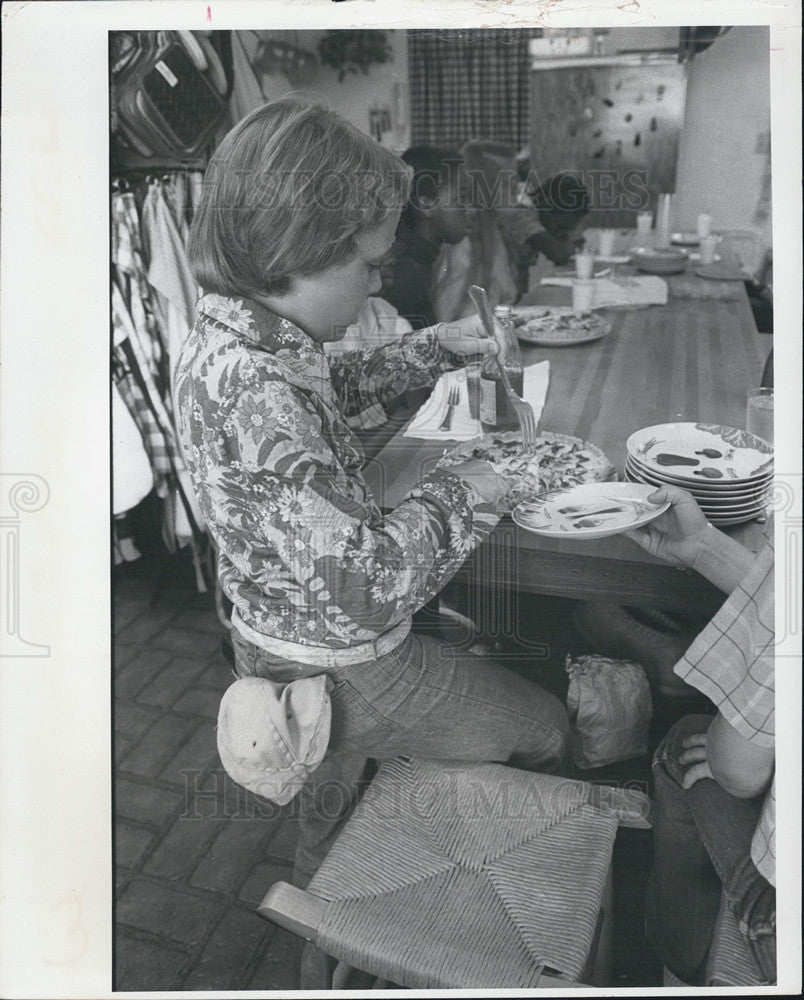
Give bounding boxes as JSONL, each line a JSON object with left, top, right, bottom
{"left": 230, "top": 370, "right": 499, "bottom": 640}
{"left": 328, "top": 326, "right": 454, "bottom": 422}
{"left": 673, "top": 537, "right": 775, "bottom": 747}
{"left": 381, "top": 255, "right": 435, "bottom": 329}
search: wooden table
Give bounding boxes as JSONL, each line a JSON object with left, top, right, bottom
{"left": 363, "top": 256, "right": 771, "bottom": 617}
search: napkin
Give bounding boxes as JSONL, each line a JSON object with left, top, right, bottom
{"left": 404, "top": 362, "right": 550, "bottom": 441}
{"left": 541, "top": 275, "right": 668, "bottom": 307}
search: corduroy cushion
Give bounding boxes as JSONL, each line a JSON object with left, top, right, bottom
{"left": 306, "top": 757, "right": 618, "bottom": 988}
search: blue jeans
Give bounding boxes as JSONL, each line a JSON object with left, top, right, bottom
{"left": 232, "top": 628, "right": 570, "bottom": 887}
{"left": 645, "top": 715, "right": 776, "bottom": 984}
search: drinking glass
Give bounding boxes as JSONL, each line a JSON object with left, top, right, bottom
{"left": 575, "top": 253, "right": 594, "bottom": 279}
{"left": 746, "top": 387, "right": 773, "bottom": 444}
{"left": 597, "top": 229, "right": 616, "bottom": 257}
{"left": 572, "top": 279, "right": 595, "bottom": 315}
{"left": 700, "top": 235, "right": 719, "bottom": 266}
{"left": 697, "top": 213, "right": 713, "bottom": 238}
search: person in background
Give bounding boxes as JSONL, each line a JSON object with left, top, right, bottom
{"left": 626, "top": 485, "right": 776, "bottom": 985}
{"left": 381, "top": 146, "right": 468, "bottom": 329}
{"left": 525, "top": 172, "right": 591, "bottom": 267}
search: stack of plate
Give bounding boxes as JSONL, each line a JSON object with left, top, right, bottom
{"left": 625, "top": 423, "right": 773, "bottom": 526}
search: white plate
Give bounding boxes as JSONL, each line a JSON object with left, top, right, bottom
{"left": 625, "top": 456, "right": 773, "bottom": 496}
{"left": 592, "top": 254, "right": 631, "bottom": 265}
{"left": 624, "top": 470, "right": 771, "bottom": 514}
{"left": 627, "top": 423, "right": 773, "bottom": 481}
{"left": 707, "top": 511, "right": 769, "bottom": 526}
{"left": 695, "top": 265, "right": 744, "bottom": 282}
{"left": 512, "top": 482, "right": 669, "bottom": 540}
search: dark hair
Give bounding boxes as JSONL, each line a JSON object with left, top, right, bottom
{"left": 187, "top": 97, "right": 410, "bottom": 298}
{"left": 400, "top": 145, "right": 463, "bottom": 218}
{"left": 532, "top": 173, "right": 590, "bottom": 220}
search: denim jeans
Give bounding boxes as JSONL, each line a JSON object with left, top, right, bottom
{"left": 645, "top": 715, "right": 776, "bottom": 984}
{"left": 232, "top": 628, "right": 570, "bottom": 888}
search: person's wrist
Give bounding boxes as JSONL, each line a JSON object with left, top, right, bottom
{"left": 687, "top": 523, "right": 717, "bottom": 575}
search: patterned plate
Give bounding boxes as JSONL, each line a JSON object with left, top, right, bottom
{"left": 625, "top": 456, "right": 773, "bottom": 497}
{"left": 513, "top": 482, "right": 669, "bottom": 540}
{"left": 627, "top": 423, "right": 773, "bottom": 482}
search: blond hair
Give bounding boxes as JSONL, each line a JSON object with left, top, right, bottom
{"left": 188, "top": 97, "right": 411, "bottom": 297}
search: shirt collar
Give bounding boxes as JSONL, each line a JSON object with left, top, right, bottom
{"left": 198, "top": 293, "right": 332, "bottom": 392}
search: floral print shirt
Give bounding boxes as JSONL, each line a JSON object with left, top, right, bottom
{"left": 174, "top": 295, "right": 499, "bottom": 647}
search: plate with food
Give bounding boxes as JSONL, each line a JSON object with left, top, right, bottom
{"left": 512, "top": 307, "right": 611, "bottom": 347}
{"left": 437, "top": 430, "right": 616, "bottom": 514}
{"left": 513, "top": 482, "right": 669, "bottom": 540}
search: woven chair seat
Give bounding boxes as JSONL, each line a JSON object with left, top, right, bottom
{"left": 706, "top": 890, "right": 770, "bottom": 986}
{"left": 304, "top": 756, "right": 619, "bottom": 989}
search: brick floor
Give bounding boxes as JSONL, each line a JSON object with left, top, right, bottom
{"left": 114, "top": 547, "right": 668, "bottom": 989}
{"left": 113, "top": 551, "right": 303, "bottom": 991}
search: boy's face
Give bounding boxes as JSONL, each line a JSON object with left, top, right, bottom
{"left": 274, "top": 211, "right": 401, "bottom": 342}
{"left": 428, "top": 176, "right": 468, "bottom": 245}
{"left": 542, "top": 211, "right": 588, "bottom": 244}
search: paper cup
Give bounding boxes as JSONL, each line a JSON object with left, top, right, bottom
{"left": 597, "top": 229, "right": 616, "bottom": 257}
{"left": 572, "top": 279, "right": 596, "bottom": 315}
{"left": 636, "top": 211, "right": 653, "bottom": 234}
{"left": 697, "top": 213, "right": 713, "bottom": 238}
{"left": 575, "top": 253, "right": 594, "bottom": 279}
{"left": 700, "top": 234, "right": 719, "bottom": 265}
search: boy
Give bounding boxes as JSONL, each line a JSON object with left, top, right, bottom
{"left": 381, "top": 146, "right": 468, "bottom": 329}
{"left": 525, "top": 172, "right": 591, "bottom": 267}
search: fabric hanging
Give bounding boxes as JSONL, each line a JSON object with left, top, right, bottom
{"left": 408, "top": 29, "right": 535, "bottom": 149}
{"left": 113, "top": 379, "right": 154, "bottom": 515}
{"left": 112, "top": 176, "right": 212, "bottom": 590}
{"left": 229, "top": 31, "right": 267, "bottom": 125}
{"left": 140, "top": 180, "right": 200, "bottom": 377}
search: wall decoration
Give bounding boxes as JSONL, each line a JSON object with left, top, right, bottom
{"left": 317, "top": 30, "right": 393, "bottom": 83}
{"left": 530, "top": 58, "right": 688, "bottom": 226}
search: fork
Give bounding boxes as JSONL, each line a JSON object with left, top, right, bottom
{"left": 467, "top": 285, "right": 537, "bottom": 451}
{"left": 439, "top": 385, "right": 460, "bottom": 432}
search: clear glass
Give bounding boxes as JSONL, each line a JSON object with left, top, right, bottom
{"left": 575, "top": 253, "right": 594, "bottom": 279}
{"left": 746, "top": 387, "right": 773, "bottom": 444}
{"left": 572, "top": 279, "right": 595, "bottom": 316}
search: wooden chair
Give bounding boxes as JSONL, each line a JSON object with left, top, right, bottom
{"left": 259, "top": 756, "right": 650, "bottom": 990}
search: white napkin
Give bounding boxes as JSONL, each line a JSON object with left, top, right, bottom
{"left": 404, "top": 362, "right": 550, "bottom": 441}
{"left": 541, "top": 275, "right": 668, "bottom": 307}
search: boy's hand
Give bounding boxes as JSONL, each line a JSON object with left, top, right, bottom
{"left": 436, "top": 314, "right": 500, "bottom": 357}
{"left": 624, "top": 485, "right": 711, "bottom": 569}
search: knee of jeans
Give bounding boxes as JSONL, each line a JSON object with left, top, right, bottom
{"left": 542, "top": 696, "right": 571, "bottom": 764}
{"left": 653, "top": 713, "right": 715, "bottom": 784}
